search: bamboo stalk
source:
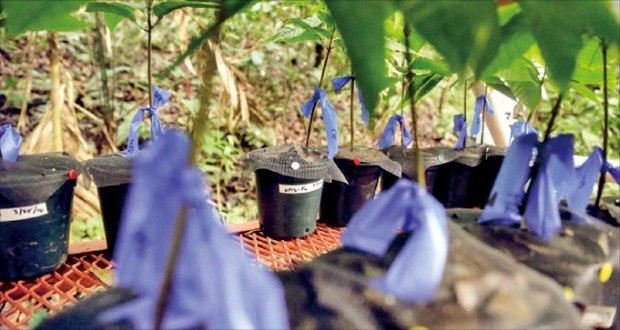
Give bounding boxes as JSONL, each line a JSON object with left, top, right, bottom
{"left": 48, "top": 32, "right": 63, "bottom": 152}
{"left": 305, "top": 27, "right": 335, "bottom": 148}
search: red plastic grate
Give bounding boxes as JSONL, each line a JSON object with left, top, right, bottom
{"left": 0, "top": 223, "right": 344, "bottom": 329}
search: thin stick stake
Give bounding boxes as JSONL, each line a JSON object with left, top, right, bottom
{"left": 595, "top": 40, "right": 609, "bottom": 207}
{"left": 404, "top": 23, "right": 425, "bottom": 187}
{"left": 463, "top": 80, "right": 468, "bottom": 148}
{"left": 481, "top": 85, "right": 488, "bottom": 145}
{"left": 349, "top": 75, "right": 355, "bottom": 149}
{"left": 305, "top": 27, "right": 336, "bottom": 148}
{"left": 147, "top": 0, "right": 153, "bottom": 108}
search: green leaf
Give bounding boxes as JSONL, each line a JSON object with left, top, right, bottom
{"left": 86, "top": 2, "right": 136, "bottom": 24}
{"left": 266, "top": 15, "right": 327, "bottom": 43}
{"left": 104, "top": 13, "right": 124, "bottom": 31}
{"left": 398, "top": 0, "right": 501, "bottom": 79}
{"left": 153, "top": 0, "right": 219, "bottom": 19}
{"left": 573, "top": 38, "right": 617, "bottom": 87}
{"left": 325, "top": 0, "right": 393, "bottom": 117}
{"left": 159, "top": 0, "right": 256, "bottom": 79}
{"left": 4, "top": 0, "right": 91, "bottom": 36}
{"left": 570, "top": 82, "right": 599, "bottom": 103}
{"left": 517, "top": 0, "right": 620, "bottom": 93}
{"left": 484, "top": 76, "right": 516, "bottom": 100}
{"left": 414, "top": 73, "right": 443, "bottom": 101}
{"left": 385, "top": 11, "right": 425, "bottom": 52}
{"left": 500, "top": 57, "right": 541, "bottom": 111}
{"left": 412, "top": 57, "right": 450, "bottom": 76}
{"left": 482, "top": 13, "right": 535, "bottom": 78}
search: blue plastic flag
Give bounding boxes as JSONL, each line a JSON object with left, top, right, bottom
{"left": 604, "top": 160, "right": 620, "bottom": 184}
{"left": 378, "top": 114, "right": 413, "bottom": 149}
{"left": 452, "top": 114, "right": 468, "bottom": 150}
{"left": 127, "top": 86, "right": 169, "bottom": 156}
{"left": 566, "top": 147, "right": 603, "bottom": 220}
{"left": 341, "top": 179, "right": 448, "bottom": 302}
{"left": 480, "top": 133, "right": 538, "bottom": 226}
{"left": 102, "top": 131, "right": 289, "bottom": 329}
{"left": 0, "top": 124, "right": 22, "bottom": 162}
{"left": 510, "top": 120, "right": 539, "bottom": 145}
{"left": 470, "top": 95, "right": 494, "bottom": 136}
{"left": 301, "top": 86, "right": 339, "bottom": 159}
{"left": 524, "top": 135, "right": 577, "bottom": 239}
{"left": 331, "top": 75, "right": 369, "bottom": 125}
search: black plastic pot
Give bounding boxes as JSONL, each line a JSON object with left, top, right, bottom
{"left": 256, "top": 169, "right": 323, "bottom": 239}
{"left": 97, "top": 183, "right": 130, "bottom": 256}
{"left": 320, "top": 158, "right": 383, "bottom": 227}
{"left": 380, "top": 145, "right": 452, "bottom": 191}
{"left": 0, "top": 180, "right": 76, "bottom": 280}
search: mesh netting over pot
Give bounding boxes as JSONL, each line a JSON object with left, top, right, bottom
{"left": 84, "top": 153, "right": 133, "bottom": 188}
{"left": 329, "top": 146, "right": 402, "bottom": 177}
{"left": 448, "top": 208, "right": 620, "bottom": 310}
{"left": 242, "top": 145, "right": 346, "bottom": 183}
{"left": 278, "top": 221, "right": 582, "bottom": 329}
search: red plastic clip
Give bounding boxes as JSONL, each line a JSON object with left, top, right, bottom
{"left": 353, "top": 157, "right": 361, "bottom": 166}
{"left": 68, "top": 169, "right": 77, "bottom": 180}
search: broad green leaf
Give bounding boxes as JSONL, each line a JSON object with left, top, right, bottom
{"left": 500, "top": 57, "right": 541, "bottom": 111}
{"left": 104, "top": 13, "right": 124, "bottom": 31}
{"left": 497, "top": 1, "right": 521, "bottom": 26}
{"left": 266, "top": 15, "right": 328, "bottom": 43}
{"left": 325, "top": 0, "right": 393, "bottom": 117}
{"left": 398, "top": 0, "right": 501, "bottom": 79}
{"left": 570, "top": 82, "right": 599, "bottom": 103}
{"left": 482, "top": 14, "right": 535, "bottom": 78}
{"left": 86, "top": 2, "right": 136, "bottom": 24}
{"left": 484, "top": 76, "right": 516, "bottom": 100}
{"left": 153, "top": 0, "right": 219, "bottom": 19}
{"left": 412, "top": 57, "right": 450, "bottom": 76}
{"left": 398, "top": 74, "right": 444, "bottom": 108}
{"left": 518, "top": 0, "right": 620, "bottom": 93}
{"left": 159, "top": 0, "right": 257, "bottom": 79}
{"left": 4, "top": 0, "right": 91, "bottom": 36}
{"left": 573, "top": 38, "right": 617, "bottom": 87}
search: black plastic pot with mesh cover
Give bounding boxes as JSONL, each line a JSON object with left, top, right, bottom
{"left": 0, "top": 153, "right": 82, "bottom": 280}
{"left": 277, "top": 221, "right": 582, "bottom": 329}
{"left": 428, "top": 145, "right": 506, "bottom": 208}
{"left": 380, "top": 145, "right": 454, "bottom": 191}
{"left": 84, "top": 153, "right": 132, "bottom": 256}
{"left": 319, "top": 147, "right": 401, "bottom": 227}
{"left": 242, "top": 145, "right": 346, "bottom": 239}
{"left": 448, "top": 208, "right": 620, "bottom": 317}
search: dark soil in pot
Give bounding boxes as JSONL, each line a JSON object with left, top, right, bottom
{"left": 0, "top": 153, "right": 80, "bottom": 280}
{"left": 380, "top": 145, "right": 454, "bottom": 191}
{"left": 243, "top": 145, "right": 344, "bottom": 239}
{"left": 320, "top": 147, "right": 400, "bottom": 227}
{"left": 85, "top": 153, "right": 132, "bottom": 256}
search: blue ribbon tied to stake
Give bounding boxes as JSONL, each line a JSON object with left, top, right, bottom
{"left": 0, "top": 124, "right": 22, "bottom": 162}
{"left": 301, "top": 86, "right": 339, "bottom": 159}
{"left": 127, "top": 86, "right": 170, "bottom": 156}
{"left": 510, "top": 120, "right": 539, "bottom": 145}
{"left": 341, "top": 179, "right": 448, "bottom": 302}
{"left": 102, "top": 131, "right": 289, "bottom": 329}
{"left": 452, "top": 114, "right": 468, "bottom": 150}
{"left": 378, "top": 114, "right": 413, "bottom": 149}
{"left": 566, "top": 147, "right": 603, "bottom": 219}
{"left": 470, "top": 95, "right": 494, "bottom": 137}
{"left": 331, "top": 75, "right": 369, "bottom": 125}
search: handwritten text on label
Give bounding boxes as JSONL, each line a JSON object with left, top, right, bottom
{"left": 279, "top": 180, "right": 323, "bottom": 194}
{"left": 0, "top": 203, "right": 49, "bottom": 222}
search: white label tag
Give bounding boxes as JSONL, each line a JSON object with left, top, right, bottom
{"left": 582, "top": 305, "right": 617, "bottom": 329}
{"left": 0, "top": 202, "right": 49, "bottom": 222}
{"left": 279, "top": 180, "right": 323, "bottom": 194}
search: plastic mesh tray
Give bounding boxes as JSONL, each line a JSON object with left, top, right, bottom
{"left": 0, "top": 223, "right": 344, "bottom": 329}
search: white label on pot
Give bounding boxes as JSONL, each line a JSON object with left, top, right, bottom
{"left": 0, "top": 203, "right": 48, "bottom": 222}
{"left": 279, "top": 180, "right": 323, "bottom": 194}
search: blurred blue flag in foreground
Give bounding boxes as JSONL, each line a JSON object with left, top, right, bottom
{"left": 378, "top": 114, "right": 413, "bottom": 149}
{"left": 127, "top": 86, "right": 169, "bottom": 156}
{"left": 331, "top": 75, "right": 369, "bottom": 125}
{"left": 481, "top": 132, "right": 604, "bottom": 239}
{"left": 341, "top": 179, "right": 448, "bottom": 302}
{"left": 101, "top": 130, "right": 289, "bottom": 329}
{"left": 0, "top": 124, "right": 22, "bottom": 162}
{"left": 301, "top": 86, "right": 339, "bottom": 159}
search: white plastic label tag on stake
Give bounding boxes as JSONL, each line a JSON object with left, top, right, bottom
{"left": 278, "top": 180, "right": 323, "bottom": 194}
{"left": 0, "top": 202, "right": 49, "bottom": 222}
{"left": 582, "top": 305, "right": 617, "bottom": 329}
